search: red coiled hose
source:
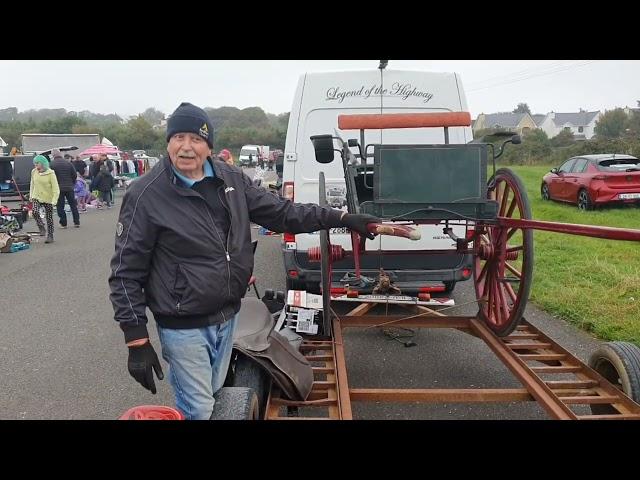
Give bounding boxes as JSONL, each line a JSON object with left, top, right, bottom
{"left": 308, "top": 244, "right": 345, "bottom": 262}
{"left": 119, "top": 405, "right": 184, "bottom": 420}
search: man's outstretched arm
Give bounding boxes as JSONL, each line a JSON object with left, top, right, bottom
{"left": 244, "top": 175, "right": 379, "bottom": 237}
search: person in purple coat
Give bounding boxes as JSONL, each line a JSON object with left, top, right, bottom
{"left": 74, "top": 172, "right": 90, "bottom": 212}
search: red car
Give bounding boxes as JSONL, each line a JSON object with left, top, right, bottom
{"left": 541, "top": 154, "right": 640, "bottom": 210}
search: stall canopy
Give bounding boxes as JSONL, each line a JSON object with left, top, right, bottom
{"left": 79, "top": 144, "right": 122, "bottom": 156}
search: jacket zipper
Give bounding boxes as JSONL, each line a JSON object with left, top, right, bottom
{"left": 217, "top": 186, "right": 233, "bottom": 261}
{"left": 176, "top": 265, "right": 184, "bottom": 312}
{"left": 202, "top": 196, "right": 232, "bottom": 299}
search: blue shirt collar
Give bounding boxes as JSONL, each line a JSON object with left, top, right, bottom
{"left": 172, "top": 158, "right": 215, "bottom": 187}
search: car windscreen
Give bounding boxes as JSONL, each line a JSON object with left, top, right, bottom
{"left": 596, "top": 159, "right": 640, "bottom": 172}
{"left": 240, "top": 149, "right": 258, "bottom": 156}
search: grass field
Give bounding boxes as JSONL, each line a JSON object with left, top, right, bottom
{"left": 497, "top": 165, "right": 640, "bottom": 344}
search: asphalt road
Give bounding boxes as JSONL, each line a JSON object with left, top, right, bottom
{"left": 0, "top": 168, "right": 603, "bottom": 419}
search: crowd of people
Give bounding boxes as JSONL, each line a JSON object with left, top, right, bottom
{"left": 28, "top": 149, "right": 119, "bottom": 243}
{"left": 28, "top": 146, "right": 239, "bottom": 245}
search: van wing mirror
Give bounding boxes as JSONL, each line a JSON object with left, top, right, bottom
{"left": 310, "top": 135, "right": 337, "bottom": 164}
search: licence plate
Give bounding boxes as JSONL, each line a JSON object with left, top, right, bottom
{"left": 618, "top": 193, "right": 640, "bottom": 199}
{"left": 310, "top": 227, "right": 349, "bottom": 234}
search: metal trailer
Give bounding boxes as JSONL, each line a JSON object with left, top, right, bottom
{"left": 259, "top": 112, "right": 640, "bottom": 420}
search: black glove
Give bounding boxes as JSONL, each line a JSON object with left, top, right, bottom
{"left": 127, "top": 342, "right": 164, "bottom": 394}
{"left": 341, "top": 213, "right": 381, "bottom": 240}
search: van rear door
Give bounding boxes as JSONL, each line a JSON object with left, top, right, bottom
{"left": 291, "top": 69, "right": 472, "bottom": 253}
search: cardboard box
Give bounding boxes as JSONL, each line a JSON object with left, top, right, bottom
{"left": 287, "top": 290, "right": 323, "bottom": 310}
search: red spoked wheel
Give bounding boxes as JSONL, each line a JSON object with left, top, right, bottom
{"left": 474, "top": 168, "right": 534, "bottom": 336}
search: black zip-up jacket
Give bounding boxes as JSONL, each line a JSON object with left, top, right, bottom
{"left": 91, "top": 171, "right": 115, "bottom": 192}
{"left": 109, "top": 156, "right": 344, "bottom": 343}
{"left": 50, "top": 158, "right": 77, "bottom": 192}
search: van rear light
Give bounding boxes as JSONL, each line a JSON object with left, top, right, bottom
{"left": 283, "top": 182, "right": 295, "bottom": 243}
{"left": 419, "top": 286, "right": 445, "bottom": 293}
{"left": 288, "top": 269, "right": 299, "bottom": 278}
{"left": 462, "top": 268, "right": 472, "bottom": 279}
{"left": 283, "top": 182, "right": 294, "bottom": 200}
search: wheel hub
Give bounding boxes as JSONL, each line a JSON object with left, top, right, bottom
{"left": 478, "top": 243, "right": 494, "bottom": 260}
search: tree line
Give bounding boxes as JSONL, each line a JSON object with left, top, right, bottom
{"left": 3, "top": 103, "right": 639, "bottom": 165}
{"left": 0, "top": 106, "right": 289, "bottom": 158}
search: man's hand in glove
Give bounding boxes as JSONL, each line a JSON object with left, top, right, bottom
{"left": 340, "top": 213, "right": 381, "bottom": 240}
{"left": 127, "top": 340, "right": 164, "bottom": 394}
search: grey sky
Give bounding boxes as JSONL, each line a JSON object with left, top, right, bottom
{"left": 1, "top": 60, "right": 637, "bottom": 118}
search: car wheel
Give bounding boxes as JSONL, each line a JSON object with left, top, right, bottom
{"left": 227, "top": 353, "right": 271, "bottom": 419}
{"left": 210, "top": 387, "right": 259, "bottom": 420}
{"left": 578, "top": 189, "right": 594, "bottom": 211}
{"left": 541, "top": 183, "right": 550, "bottom": 201}
{"left": 588, "top": 342, "right": 640, "bottom": 415}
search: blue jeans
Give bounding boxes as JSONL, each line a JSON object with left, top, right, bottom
{"left": 157, "top": 314, "right": 238, "bottom": 420}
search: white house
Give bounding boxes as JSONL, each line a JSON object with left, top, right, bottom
{"left": 472, "top": 112, "right": 538, "bottom": 136}
{"left": 623, "top": 101, "right": 640, "bottom": 117}
{"left": 538, "top": 110, "right": 601, "bottom": 140}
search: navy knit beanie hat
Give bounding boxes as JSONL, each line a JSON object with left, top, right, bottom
{"left": 166, "top": 102, "right": 214, "bottom": 148}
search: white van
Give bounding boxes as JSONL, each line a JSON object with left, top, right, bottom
{"left": 239, "top": 145, "right": 260, "bottom": 167}
{"left": 281, "top": 68, "right": 474, "bottom": 293}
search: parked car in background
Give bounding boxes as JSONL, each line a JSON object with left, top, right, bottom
{"left": 0, "top": 155, "right": 32, "bottom": 197}
{"left": 239, "top": 145, "right": 260, "bottom": 167}
{"left": 541, "top": 154, "right": 640, "bottom": 210}
{"left": 326, "top": 186, "right": 347, "bottom": 208}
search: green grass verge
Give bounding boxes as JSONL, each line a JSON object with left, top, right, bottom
{"left": 496, "top": 165, "right": 640, "bottom": 344}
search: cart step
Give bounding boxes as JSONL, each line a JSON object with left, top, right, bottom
{"left": 312, "top": 367, "right": 335, "bottom": 373}
{"left": 558, "top": 395, "right": 620, "bottom": 404}
{"left": 546, "top": 380, "right": 599, "bottom": 389}
{"left": 530, "top": 365, "right": 582, "bottom": 373}
{"left": 519, "top": 353, "right": 566, "bottom": 361}
{"left": 305, "top": 354, "right": 334, "bottom": 361}
{"left": 265, "top": 340, "right": 342, "bottom": 419}
{"left": 271, "top": 397, "right": 337, "bottom": 407}
{"left": 496, "top": 320, "right": 640, "bottom": 420}
{"left": 506, "top": 342, "right": 552, "bottom": 350}
{"left": 505, "top": 333, "right": 540, "bottom": 339}
{"left": 577, "top": 414, "right": 640, "bottom": 420}
{"left": 277, "top": 416, "right": 333, "bottom": 420}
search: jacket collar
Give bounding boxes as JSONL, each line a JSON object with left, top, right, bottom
{"left": 171, "top": 158, "right": 215, "bottom": 187}
{"left": 163, "top": 156, "right": 228, "bottom": 195}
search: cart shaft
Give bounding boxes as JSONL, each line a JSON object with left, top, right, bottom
{"left": 498, "top": 217, "right": 640, "bottom": 242}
